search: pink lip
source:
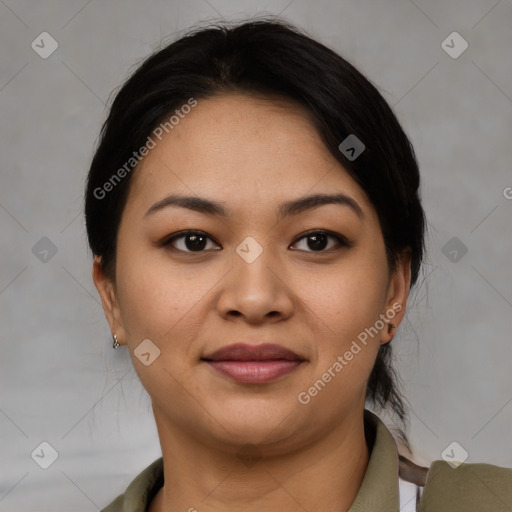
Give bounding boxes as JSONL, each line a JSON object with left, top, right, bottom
{"left": 202, "top": 343, "right": 305, "bottom": 384}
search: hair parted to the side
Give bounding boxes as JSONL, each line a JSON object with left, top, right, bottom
{"left": 84, "top": 16, "right": 426, "bottom": 452}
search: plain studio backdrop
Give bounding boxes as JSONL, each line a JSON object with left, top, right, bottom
{"left": 1, "top": 1, "right": 511, "bottom": 510}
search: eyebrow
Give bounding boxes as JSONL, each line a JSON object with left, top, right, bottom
{"left": 144, "top": 192, "right": 364, "bottom": 220}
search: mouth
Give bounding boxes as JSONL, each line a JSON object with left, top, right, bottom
{"left": 201, "top": 343, "right": 306, "bottom": 384}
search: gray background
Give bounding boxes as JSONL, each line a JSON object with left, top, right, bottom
{"left": 1, "top": 1, "right": 511, "bottom": 510}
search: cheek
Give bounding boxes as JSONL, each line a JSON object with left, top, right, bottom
{"left": 115, "top": 243, "right": 200, "bottom": 343}
{"left": 297, "top": 266, "right": 387, "bottom": 415}
{"left": 309, "top": 260, "right": 389, "bottom": 339}
{"left": 302, "top": 253, "right": 390, "bottom": 397}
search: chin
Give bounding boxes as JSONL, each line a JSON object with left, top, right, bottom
{"left": 214, "top": 403, "right": 300, "bottom": 445}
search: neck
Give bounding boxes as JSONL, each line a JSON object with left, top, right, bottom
{"left": 149, "top": 409, "right": 370, "bottom": 512}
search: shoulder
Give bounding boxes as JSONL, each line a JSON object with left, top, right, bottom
{"left": 100, "top": 457, "right": 164, "bottom": 512}
{"left": 100, "top": 494, "right": 123, "bottom": 512}
{"left": 418, "top": 459, "right": 512, "bottom": 512}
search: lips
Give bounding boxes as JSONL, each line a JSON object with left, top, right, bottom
{"left": 203, "top": 343, "right": 304, "bottom": 362}
{"left": 202, "top": 343, "right": 306, "bottom": 384}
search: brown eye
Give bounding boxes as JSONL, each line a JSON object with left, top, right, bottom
{"left": 291, "top": 230, "right": 352, "bottom": 252}
{"left": 161, "top": 231, "right": 220, "bottom": 253}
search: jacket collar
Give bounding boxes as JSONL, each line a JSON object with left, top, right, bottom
{"left": 348, "top": 409, "right": 400, "bottom": 511}
{"left": 117, "top": 409, "right": 400, "bottom": 512}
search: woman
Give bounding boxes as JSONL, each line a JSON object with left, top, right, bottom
{"left": 84, "top": 18, "right": 512, "bottom": 512}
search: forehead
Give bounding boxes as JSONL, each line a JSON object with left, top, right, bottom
{"left": 126, "top": 93, "right": 371, "bottom": 215}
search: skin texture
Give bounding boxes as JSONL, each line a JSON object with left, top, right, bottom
{"left": 93, "top": 93, "right": 411, "bottom": 512}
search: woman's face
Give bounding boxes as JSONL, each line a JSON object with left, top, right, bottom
{"left": 94, "top": 93, "right": 410, "bottom": 453}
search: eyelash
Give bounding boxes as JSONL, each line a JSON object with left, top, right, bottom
{"left": 159, "top": 229, "right": 353, "bottom": 254}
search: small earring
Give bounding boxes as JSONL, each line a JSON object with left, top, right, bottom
{"left": 388, "top": 323, "right": 397, "bottom": 334}
{"left": 112, "top": 333, "right": 120, "bottom": 349}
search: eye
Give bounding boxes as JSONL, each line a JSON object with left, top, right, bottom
{"left": 159, "top": 229, "right": 352, "bottom": 254}
{"left": 290, "top": 230, "right": 352, "bottom": 252}
{"left": 160, "top": 230, "right": 220, "bottom": 253}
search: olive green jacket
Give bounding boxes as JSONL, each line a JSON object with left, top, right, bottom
{"left": 101, "top": 410, "right": 512, "bottom": 512}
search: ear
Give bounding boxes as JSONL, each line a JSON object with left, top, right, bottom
{"left": 92, "top": 256, "right": 126, "bottom": 347}
{"left": 380, "top": 248, "right": 412, "bottom": 345}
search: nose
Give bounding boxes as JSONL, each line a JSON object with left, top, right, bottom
{"left": 217, "top": 244, "right": 294, "bottom": 324}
